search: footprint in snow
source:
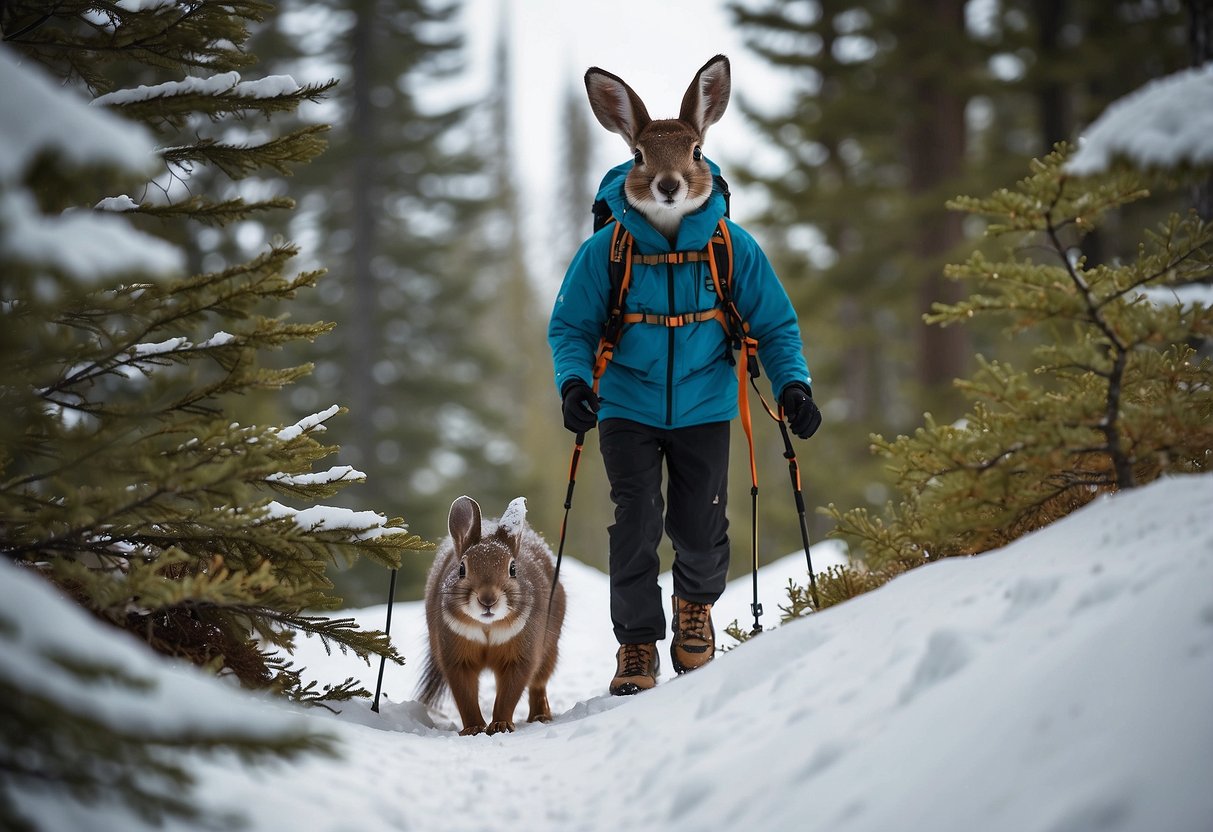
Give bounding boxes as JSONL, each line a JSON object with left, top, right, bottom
{"left": 899, "top": 629, "right": 975, "bottom": 706}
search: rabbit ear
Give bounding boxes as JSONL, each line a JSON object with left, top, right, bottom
{"left": 495, "top": 497, "right": 527, "bottom": 553}
{"left": 448, "top": 496, "right": 482, "bottom": 552}
{"left": 679, "top": 54, "right": 731, "bottom": 135}
{"left": 585, "top": 67, "right": 651, "bottom": 147}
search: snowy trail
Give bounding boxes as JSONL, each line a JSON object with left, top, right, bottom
{"left": 210, "top": 476, "right": 1213, "bottom": 831}
{"left": 9, "top": 476, "right": 1213, "bottom": 831}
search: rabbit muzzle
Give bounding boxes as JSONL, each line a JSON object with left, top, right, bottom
{"left": 655, "top": 175, "right": 683, "bottom": 203}
{"left": 469, "top": 590, "right": 507, "bottom": 621}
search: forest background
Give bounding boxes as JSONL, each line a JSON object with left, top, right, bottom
{"left": 8, "top": 0, "right": 1201, "bottom": 609}
{"left": 244, "top": 0, "right": 1197, "bottom": 603}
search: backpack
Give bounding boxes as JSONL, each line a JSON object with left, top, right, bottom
{"left": 587, "top": 175, "right": 759, "bottom": 389}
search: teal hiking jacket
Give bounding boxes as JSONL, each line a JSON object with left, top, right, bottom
{"left": 548, "top": 159, "right": 812, "bottom": 429}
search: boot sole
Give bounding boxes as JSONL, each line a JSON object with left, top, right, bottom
{"left": 671, "top": 658, "right": 713, "bottom": 675}
{"left": 609, "top": 682, "right": 645, "bottom": 696}
{"left": 671, "top": 649, "right": 715, "bottom": 675}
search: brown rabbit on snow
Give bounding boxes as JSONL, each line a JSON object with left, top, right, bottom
{"left": 417, "top": 496, "right": 566, "bottom": 735}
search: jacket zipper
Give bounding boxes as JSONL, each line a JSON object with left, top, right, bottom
{"left": 666, "top": 262, "right": 675, "bottom": 425}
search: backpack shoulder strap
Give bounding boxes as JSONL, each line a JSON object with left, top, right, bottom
{"left": 592, "top": 222, "right": 634, "bottom": 388}
{"left": 706, "top": 219, "right": 745, "bottom": 339}
{"left": 592, "top": 197, "right": 614, "bottom": 234}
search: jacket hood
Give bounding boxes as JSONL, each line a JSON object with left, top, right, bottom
{"left": 595, "top": 157, "right": 727, "bottom": 252}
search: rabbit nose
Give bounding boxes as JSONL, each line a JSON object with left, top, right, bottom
{"left": 656, "top": 177, "right": 681, "bottom": 197}
{"left": 477, "top": 593, "right": 498, "bottom": 612}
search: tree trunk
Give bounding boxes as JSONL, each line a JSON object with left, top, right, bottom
{"left": 1033, "top": 0, "right": 1073, "bottom": 151}
{"left": 348, "top": 0, "right": 377, "bottom": 463}
{"left": 906, "top": 0, "right": 969, "bottom": 407}
{"left": 1190, "top": 0, "right": 1213, "bottom": 219}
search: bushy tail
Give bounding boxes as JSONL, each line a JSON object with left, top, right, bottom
{"left": 415, "top": 648, "right": 447, "bottom": 707}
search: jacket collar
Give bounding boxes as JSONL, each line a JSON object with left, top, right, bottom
{"left": 595, "top": 158, "right": 727, "bottom": 253}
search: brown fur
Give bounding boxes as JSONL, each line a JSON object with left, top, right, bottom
{"left": 417, "top": 496, "right": 566, "bottom": 736}
{"left": 584, "top": 55, "right": 731, "bottom": 241}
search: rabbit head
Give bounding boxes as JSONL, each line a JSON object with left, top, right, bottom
{"left": 444, "top": 495, "right": 527, "bottom": 626}
{"left": 585, "top": 54, "right": 731, "bottom": 240}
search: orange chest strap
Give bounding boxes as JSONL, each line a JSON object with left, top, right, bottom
{"left": 592, "top": 219, "right": 746, "bottom": 390}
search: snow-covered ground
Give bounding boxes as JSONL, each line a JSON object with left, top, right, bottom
{"left": 7, "top": 474, "right": 1213, "bottom": 832}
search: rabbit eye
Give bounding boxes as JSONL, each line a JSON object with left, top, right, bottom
{"left": 508, "top": 559, "right": 517, "bottom": 579}
{"left": 633, "top": 149, "right": 643, "bottom": 165}
{"left": 458, "top": 559, "right": 467, "bottom": 579}
{"left": 693, "top": 145, "right": 703, "bottom": 162}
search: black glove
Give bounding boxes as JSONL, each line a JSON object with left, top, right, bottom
{"left": 780, "top": 383, "right": 821, "bottom": 439}
{"left": 561, "top": 380, "right": 600, "bottom": 434}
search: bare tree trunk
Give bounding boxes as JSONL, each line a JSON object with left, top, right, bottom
{"left": 906, "top": 0, "right": 969, "bottom": 406}
{"left": 1190, "top": 0, "right": 1213, "bottom": 219}
{"left": 348, "top": 0, "right": 377, "bottom": 463}
{"left": 1033, "top": 0, "right": 1073, "bottom": 151}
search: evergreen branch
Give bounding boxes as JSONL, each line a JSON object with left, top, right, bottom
{"left": 99, "top": 79, "right": 337, "bottom": 129}
{"left": 135, "top": 195, "right": 294, "bottom": 225}
{"left": 161, "top": 124, "right": 330, "bottom": 180}
{"left": 0, "top": 4, "right": 58, "bottom": 41}
{"left": 119, "top": 0, "right": 208, "bottom": 52}
{"left": 1098, "top": 234, "right": 1208, "bottom": 306}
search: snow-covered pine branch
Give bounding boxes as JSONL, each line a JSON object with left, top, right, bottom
{"left": 93, "top": 71, "right": 338, "bottom": 129}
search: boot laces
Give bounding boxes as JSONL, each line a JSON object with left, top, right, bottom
{"left": 678, "top": 602, "right": 711, "bottom": 640}
{"left": 619, "top": 643, "right": 653, "bottom": 677}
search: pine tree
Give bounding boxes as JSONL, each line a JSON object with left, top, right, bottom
{"left": 823, "top": 146, "right": 1211, "bottom": 585}
{"left": 0, "top": 2, "right": 430, "bottom": 700}
{"left": 726, "top": 0, "right": 1191, "bottom": 537}
{"left": 247, "top": 1, "right": 526, "bottom": 606}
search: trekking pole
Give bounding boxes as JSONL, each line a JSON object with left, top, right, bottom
{"left": 736, "top": 339, "right": 764, "bottom": 636}
{"left": 752, "top": 377, "right": 821, "bottom": 611}
{"left": 548, "top": 431, "right": 585, "bottom": 614}
{"left": 370, "top": 567, "right": 398, "bottom": 714}
{"left": 774, "top": 417, "right": 820, "bottom": 609}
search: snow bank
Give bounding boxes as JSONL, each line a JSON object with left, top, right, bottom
{"left": 1067, "top": 62, "right": 1213, "bottom": 175}
{"left": 0, "top": 48, "right": 156, "bottom": 183}
{"left": 238, "top": 475, "right": 1213, "bottom": 832}
{"left": 8, "top": 476, "right": 1212, "bottom": 832}
{"left": 0, "top": 560, "right": 315, "bottom": 740}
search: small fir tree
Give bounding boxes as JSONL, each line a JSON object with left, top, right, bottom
{"left": 771, "top": 145, "right": 1213, "bottom": 619}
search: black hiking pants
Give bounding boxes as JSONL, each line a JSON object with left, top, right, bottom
{"left": 599, "top": 418, "right": 731, "bottom": 644}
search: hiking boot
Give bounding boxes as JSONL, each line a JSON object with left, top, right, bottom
{"left": 609, "top": 642, "right": 659, "bottom": 696}
{"left": 670, "top": 596, "right": 715, "bottom": 674}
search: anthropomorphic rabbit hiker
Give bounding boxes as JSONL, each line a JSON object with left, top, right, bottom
{"left": 548, "top": 54, "right": 821, "bottom": 696}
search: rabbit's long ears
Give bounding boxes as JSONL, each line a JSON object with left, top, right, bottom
{"left": 680, "top": 54, "right": 731, "bottom": 135}
{"left": 585, "top": 67, "right": 651, "bottom": 146}
{"left": 448, "top": 495, "right": 482, "bottom": 552}
{"left": 585, "top": 56, "right": 731, "bottom": 146}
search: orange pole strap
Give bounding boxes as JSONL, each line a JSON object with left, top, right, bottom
{"left": 737, "top": 339, "right": 758, "bottom": 488}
